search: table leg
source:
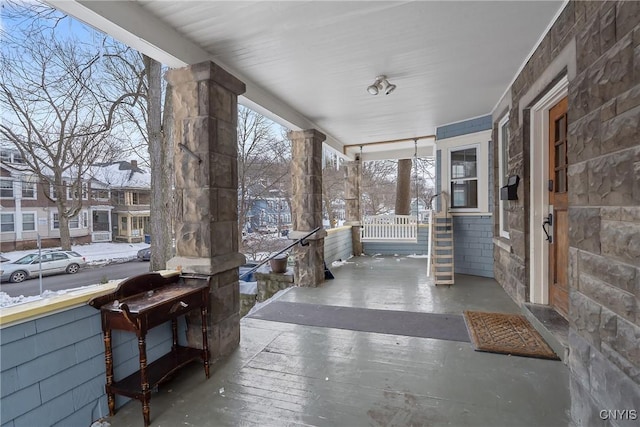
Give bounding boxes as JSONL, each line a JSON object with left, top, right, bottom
{"left": 201, "top": 305, "right": 210, "bottom": 378}
{"left": 138, "top": 334, "right": 151, "bottom": 427}
{"left": 171, "top": 318, "right": 178, "bottom": 350}
{"left": 103, "top": 329, "right": 115, "bottom": 416}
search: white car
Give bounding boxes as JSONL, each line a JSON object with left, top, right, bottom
{"left": 0, "top": 250, "right": 87, "bottom": 283}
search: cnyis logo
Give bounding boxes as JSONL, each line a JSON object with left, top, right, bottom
{"left": 599, "top": 409, "right": 638, "bottom": 421}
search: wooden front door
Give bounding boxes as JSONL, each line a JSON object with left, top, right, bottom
{"left": 548, "top": 97, "right": 569, "bottom": 319}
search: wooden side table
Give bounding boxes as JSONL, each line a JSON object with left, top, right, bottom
{"left": 89, "top": 272, "right": 211, "bottom": 427}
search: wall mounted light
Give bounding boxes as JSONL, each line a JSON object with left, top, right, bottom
{"left": 367, "top": 75, "right": 396, "bottom": 95}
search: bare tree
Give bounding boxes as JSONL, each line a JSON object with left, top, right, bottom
{"left": 322, "top": 155, "right": 344, "bottom": 228}
{"left": 237, "top": 106, "right": 290, "bottom": 250}
{"left": 0, "top": 7, "right": 137, "bottom": 249}
{"left": 361, "top": 160, "right": 397, "bottom": 216}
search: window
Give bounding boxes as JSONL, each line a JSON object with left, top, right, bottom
{"left": 1, "top": 213, "right": 15, "bottom": 232}
{"left": 121, "top": 216, "right": 128, "bottom": 231}
{"left": 113, "top": 191, "right": 125, "bottom": 205}
{"left": 67, "top": 181, "right": 88, "bottom": 200}
{"left": 0, "top": 151, "right": 10, "bottom": 163}
{"left": 1, "top": 179, "right": 14, "bottom": 198}
{"left": 450, "top": 146, "right": 478, "bottom": 209}
{"left": 21, "top": 177, "right": 37, "bottom": 199}
{"left": 91, "top": 188, "right": 110, "bottom": 200}
{"left": 22, "top": 213, "right": 36, "bottom": 231}
{"left": 82, "top": 211, "right": 88, "bottom": 228}
{"left": 132, "top": 192, "right": 140, "bottom": 205}
{"left": 52, "top": 213, "right": 60, "bottom": 229}
{"left": 498, "top": 115, "right": 510, "bottom": 238}
{"left": 69, "top": 215, "right": 80, "bottom": 229}
{"left": 12, "top": 152, "right": 24, "bottom": 164}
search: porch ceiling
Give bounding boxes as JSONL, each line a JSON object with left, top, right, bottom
{"left": 48, "top": 1, "right": 564, "bottom": 161}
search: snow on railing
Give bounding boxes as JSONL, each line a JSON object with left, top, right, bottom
{"left": 361, "top": 214, "right": 418, "bottom": 241}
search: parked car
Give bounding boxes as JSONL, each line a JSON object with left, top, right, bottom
{"left": 0, "top": 255, "right": 9, "bottom": 263}
{"left": 137, "top": 247, "right": 151, "bottom": 261}
{"left": 0, "top": 250, "right": 87, "bottom": 283}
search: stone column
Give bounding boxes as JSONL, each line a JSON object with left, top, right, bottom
{"left": 344, "top": 159, "right": 363, "bottom": 255}
{"left": 165, "top": 61, "right": 246, "bottom": 360}
{"left": 288, "top": 129, "right": 327, "bottom": 287}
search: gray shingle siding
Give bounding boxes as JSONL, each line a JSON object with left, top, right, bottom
{"left": 453, "top": 215, "right": 494, "bottom": 278}
{"left": 324, "top": 228, "right": 353, "bottom": 265}
{"left": 1, "top": 305, "right": 179, "bottom": 427}
{"left": 363, "top": 225, "right": 429, "bottom": 256}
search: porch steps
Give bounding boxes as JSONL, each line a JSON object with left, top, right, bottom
{"left": 432, "top": 214, "right": 454, "bottom": 286}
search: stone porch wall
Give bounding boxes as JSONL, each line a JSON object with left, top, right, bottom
{"left": 491, "top": 1, "right": 640, "bottom": 425}
{"left": 0, "top": 305, "right": 183, "bottom": 427}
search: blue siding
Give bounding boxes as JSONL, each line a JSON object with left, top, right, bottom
{"left": 453, "top": 216, "right": 494, "bottom": 278}
{"left": 324, "top": 227, "right": 353, "bottom": 265}
{"left": 436, "top": 115, "right": 492, "bottom": 140}
{"left": 363, "top": 226, "right": 429, "bottom": 256}
{"left": 1, "top": 304, "right": 179, "bottom": 427}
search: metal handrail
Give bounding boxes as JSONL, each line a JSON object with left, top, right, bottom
{"left": 239, "top": 226, "right": 321, "bottom": 280}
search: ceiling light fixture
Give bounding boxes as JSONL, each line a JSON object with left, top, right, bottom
{"left": 367, "top": 75, "right": 396, "bottom": 95}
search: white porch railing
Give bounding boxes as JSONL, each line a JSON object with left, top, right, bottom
{"left": 361, "top": 214, "right": 418, "bottom": 241}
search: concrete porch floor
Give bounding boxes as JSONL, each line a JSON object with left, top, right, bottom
{"left": 110, "top": 255, "right": 571, "bottom": 426}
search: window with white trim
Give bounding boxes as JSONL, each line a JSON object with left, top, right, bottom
{"left": 82, "top": 211, "right": 88, "bottom": 228}
{"left": 450, "top": 146, "right": 479, "bottom": 209}
{"left": 0, "top": 179, "right": 14, "bottom": 198}
{"left": 498, "top": 115, "right": 510, "bottom": 238}
{"left": 67, "top": 181, "right": 88, "bottom": 200}
{"left": 21, "top": 177, "right": 37, "bottom": 199}
{"left": 91, "top": 187, "right": 110, "bottom": 200}
{"left": 1, "top": 213, "right": 15, "bottom": 232}
{"left": 22, "top": 213, "right": 36, "bottom": 231}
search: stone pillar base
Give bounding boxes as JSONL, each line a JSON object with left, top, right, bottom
{"left": 293, "top": 239, "right": 325, "bottom": 287}
{"left": 350, "top": 225, "right": 363, "bottom": 256}
{"left": 168, "top": 254, "right": 245, "bottom": 360}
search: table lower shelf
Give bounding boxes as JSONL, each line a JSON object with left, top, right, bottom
{"left": 108, "top": 345, "right": 204, "bottom": 398}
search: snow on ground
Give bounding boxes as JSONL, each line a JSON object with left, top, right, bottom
{"left": 0, "top": 242, "right": 150, "bottom": 308}
{"left": 1, "top": 242, "right": 150, "bottom": 266}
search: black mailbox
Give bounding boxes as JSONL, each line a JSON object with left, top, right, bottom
{"left": 500, "top": 175, "right": 520, "bottom": 201}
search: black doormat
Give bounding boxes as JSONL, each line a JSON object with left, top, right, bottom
{"left": 247, "top": 301, "right": 470, "bottom": 342}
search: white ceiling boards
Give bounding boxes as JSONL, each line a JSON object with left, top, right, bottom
{"left": 49, "top": 1, "right": 564, "bottom": 159}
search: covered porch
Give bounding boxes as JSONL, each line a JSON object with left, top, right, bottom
{"left": 109, "top": 256, "right": 570, "bottom": 426}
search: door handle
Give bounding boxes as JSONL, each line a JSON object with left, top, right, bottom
{"left": 542, "top": 213, "right": 553, "bottom": 243}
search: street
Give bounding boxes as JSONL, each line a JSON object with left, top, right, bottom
{"left": 0, "top": 261, "right": 151, "bottom": 298}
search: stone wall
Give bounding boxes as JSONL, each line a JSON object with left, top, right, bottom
{"left": 492, "top": 1, "right": 640, "bottom": 424}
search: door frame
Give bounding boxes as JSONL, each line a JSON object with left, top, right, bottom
{"left": 528, "top": 76, "right": 568, "bottom": 305}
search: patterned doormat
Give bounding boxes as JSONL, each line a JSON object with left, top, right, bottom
{"left": 463, "top": 311, "right": 560, "bottom": 360}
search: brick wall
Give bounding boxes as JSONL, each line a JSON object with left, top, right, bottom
{"left": 492, "top": 1, "right": 640, "bottom": 424}
{"left": 1, "top": 306, "right": 177, "bottom": 427}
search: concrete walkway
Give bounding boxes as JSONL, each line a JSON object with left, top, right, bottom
{"left": 110, "top": 255, "right": 571, "bottom": 426}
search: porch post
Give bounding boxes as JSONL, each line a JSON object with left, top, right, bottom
{"left": 166, "top": 61, "right": 246, "bottom": 359}
{"left": 344, "top": 159, "right": 363, "bottom": 256}
{"left": 288, "top": 129, "right": 327, "bottom": 287}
